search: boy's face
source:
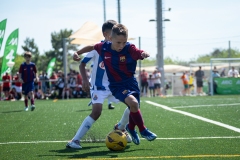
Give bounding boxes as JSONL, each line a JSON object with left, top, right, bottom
{"left": 110, "top": 35, "right": 127, "bottom": 52}
{"left": 24, "top": 55, "right": 31, "bottom": 62}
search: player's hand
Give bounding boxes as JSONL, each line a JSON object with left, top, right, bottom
{"left": 82, "top": 79, "right": 91, "bottom": 92}
{"left": 73, "top": 52, "right": 81, "bottom": 61}
{"left": 141, "top": 51, "right": 150, "bottom": 58}
{"left": 35, "top": 77, "right": 39, "bottom": 82}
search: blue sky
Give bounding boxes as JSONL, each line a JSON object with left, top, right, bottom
{"left": 1, "top": 0, "right": 240, "bottom": 61}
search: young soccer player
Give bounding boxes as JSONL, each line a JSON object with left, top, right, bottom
{"left": 66, "top": 20, "right": 132, "bottom": 149}
{"left": 19, "top": 51, "right": 38, "bottom": 111}
{"left": 73, "top": 23, "right": 157, "bottom": 145}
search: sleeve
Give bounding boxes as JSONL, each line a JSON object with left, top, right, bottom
{"left": 18, "top": 64, "right": 22, "bottom": 73}
{"left": 128, "top": 44, "right": 144, "bottom": 60}
{"left": 33, "top": 64, "right": 37, "bottom": 74}
{"left": 81, "top": 50, "right": 97, "bottom": 64}
{"left": 93, "top": 42, "right": 103, "bottom": 55}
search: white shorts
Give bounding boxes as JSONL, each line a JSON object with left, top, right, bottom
{"left": 14, "top": 86, "right": 22, "bottom": 93}
{"left": 90, "top": 90, "right": 119, "bottom": 104}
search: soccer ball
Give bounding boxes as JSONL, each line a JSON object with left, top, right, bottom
{"left": 105, "top": 130, "right": 127, "bottom": 151}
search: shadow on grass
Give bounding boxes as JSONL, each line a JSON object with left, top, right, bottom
{"left": 1, "top": 110, "right": 24, "bottom": 114}
{"left": 40, "top": 145, "right": 148, "bottom": 159}
{"left": 75, "top": 108, "right": 92, "bottom": 112}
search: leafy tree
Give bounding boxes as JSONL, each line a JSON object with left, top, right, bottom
{"left": 196, "top": 48, "right": 240, "bottom": 63}
{"left": 11, "top": 54, "right": 24, "bottom": 74}
{"left": 44, "top": 29, "right": 78, "bottom": 72}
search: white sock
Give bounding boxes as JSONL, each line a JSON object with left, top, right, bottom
{"left": 73, "top": 116, "right": 95, "bottom": 141}
{"left": 117, "top": 108, "right": 130, "bottom": 130}
{"left": 108, "top": 101, "right": 111, "bottom": 105}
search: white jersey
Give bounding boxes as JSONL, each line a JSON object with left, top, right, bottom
{"left": 81, "top": 50, "right": 110, "bottom": 91}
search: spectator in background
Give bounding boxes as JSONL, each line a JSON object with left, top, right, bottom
{"left": 13, "top": 72, "right": 22, "bottom": 99}
{"left": 188, "top": 72, "right": 194, "bottom": 95}
{"left": 152, "top": 69, "right": 162, "bottom": 97}
{"left": 50, "top": 72, "right": 58, "bottom": 89}
{"left": 69, "top": 73, "right": 77, "bottom": 98}
{"left": 220, "top": 68, "right": 226, "bottom": 77}
{"left": 62, "top": 84, "right": 70, "bottom": 99}
{"left": 195, "top": 66, "right": 204, "bottom": 95}
{"left": 55, "top": 74, "right": 65, "bottom": 98}
{"left": 208, "top": 69, "right": 220, "bottom": 95}
{"left": 39, "top": 72, "right": 50, "bottom": 94}
{"left": 147, "top": 74, "right": 155, "bottom": 97}
{"left": 228, "top": 66, "right": 239, "bottom": 77}
{"left": 76, "top": 72, "right": 82, "bottom": 87}
{"left": 9, "top": 87, "right": 21, "bottom": 101}
{"left": 2, "top": 72, "right": 11, "bottom": 100}
{"left": 140, "top": 69, "right": 148, "bottom": 96}
{"left": 180, "top": 71, "right": 189, "bottom": 96}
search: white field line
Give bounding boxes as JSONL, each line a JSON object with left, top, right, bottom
{"left": 145, "top": 101, "right": 240, "bottom": 133}
{"left": 173, "top": 103, "right": 240, "bottom": 109}
{"left": 1, "top": 136, "right": 240, "bottom": 145}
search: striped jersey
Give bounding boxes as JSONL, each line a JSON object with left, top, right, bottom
{"left": 94, "top": 41, "right": 144, "bottom": 83}
{"left": 19, "top": 62, "right": 37, "bottom": 83}
{"left": 81, "top": 50, "right": 109, "bottom": 91}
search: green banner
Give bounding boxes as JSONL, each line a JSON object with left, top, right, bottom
{"left": 0, "top": 19, "right": 7, "bottom": 51}
{"left": 215, "top": 77, "right": 240, "bottom": 94}
{"left": 46, "top": 58, "right": 56, "bottom": 77}
{"left": 0, "top": 29, "right": 19, "bottom": 80}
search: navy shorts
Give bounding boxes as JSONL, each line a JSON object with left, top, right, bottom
{"left": 109, "top": 78, "right": 140, "bottom": 104}
{"left": 22, "top": 82, "right": 34, "bottom": 95}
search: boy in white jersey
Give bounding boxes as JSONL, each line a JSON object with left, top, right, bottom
{"left": 66, "top": 20, "right": 132, "bottom": 149}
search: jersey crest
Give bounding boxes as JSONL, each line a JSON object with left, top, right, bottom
{"left": 120, "top": 56, "right": 126, "bottom": 62}
{"left": 99, "top": 61, "right": 105, "bottom": 69}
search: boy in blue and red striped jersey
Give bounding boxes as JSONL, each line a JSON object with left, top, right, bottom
{"left": 73, "top": 24, "right": 157, "bottom": 145}
{"left": 19, "top": 51, "right": 38, "bottom": 111}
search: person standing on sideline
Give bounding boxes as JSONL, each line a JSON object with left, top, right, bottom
{"left": 140, "top": 69, "right": 148, "bottom": 96}
{"left": 153, "top": 69, "right": 162, "bottom": 97}
{"left": 228, "top": 66, "right": 239, "bottom": 77}
{"left": 2, "top": 72, "right": 11, "bottom": 100}
{"left": 188, "top": 72, "right": 194, "bottom": 95}
{"left": 19, "top": 51, "right": 38, "bottom": 111}
{"left": 72, "top": 23, "right": 157, "bottom": 146}
{"left": 66, "top": 20, "right": 132, "bottom": 149}
{"left": 147, "top": 74, "right": 155, "bottom": 97}
{"left": 195, "top": 66, "right": 204, "bottom": 95}
{"left": 180, "top": 71, "right": 189, "bottom": 96}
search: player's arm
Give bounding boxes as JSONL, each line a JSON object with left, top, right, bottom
{"left": 79, "top": 62, "right": 91, "bottom": 92}
{"left": 33, "top": 65, "right": 39, "bottom": 82}
{"left": 73, "top": 45, "right": 95, "bottom": 61}
{"left": 128, "top": 44, "right": 149, "bottom": 60}
{"left": 18, "top": 66, "right": 24, "bottom": 83}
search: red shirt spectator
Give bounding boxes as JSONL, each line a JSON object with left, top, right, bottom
{"left": 76, "top": 72, "right": 82, "bottom": 86}
{"left": 50, "top": 72, "right": 58, "bottom": 85}
{"left": 13, "top": 74, "right": 22, "bottom": 87}
{"left": 2, "top": 73, "right": 11, "bottom": 88}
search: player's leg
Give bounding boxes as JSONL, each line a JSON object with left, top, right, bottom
{"left": 66, "top": 91, "right": 105, "bottom": 149}
{"left": 66, "top": 103, "right": 102, "bottom": 149}
{"left": 22, "top": 83, "right": 29, "bottom": 111}
{"left": 114, "top": 107, "right": 132, "bottom": 143}
{"left": 125, "top": 94, "right": 157, "bottom": 143}
{"left": 28, "top": 82, "right": 36, "bottom": 111}
{"left": 29, "top": 91, "right": 35, "bottom": 111}
{"left": 107, "top": 100, "right": 115, "bottom": 109}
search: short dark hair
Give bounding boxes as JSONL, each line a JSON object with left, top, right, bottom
{"left": 102, "top": 20, "right": 117, "bottom": 33}
{"left": 111, "top": 24, "right": 128, "bottom": 37}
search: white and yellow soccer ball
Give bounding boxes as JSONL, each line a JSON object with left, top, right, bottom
{"left": 105, "top": 130, "right": 127, "bottom": 151}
